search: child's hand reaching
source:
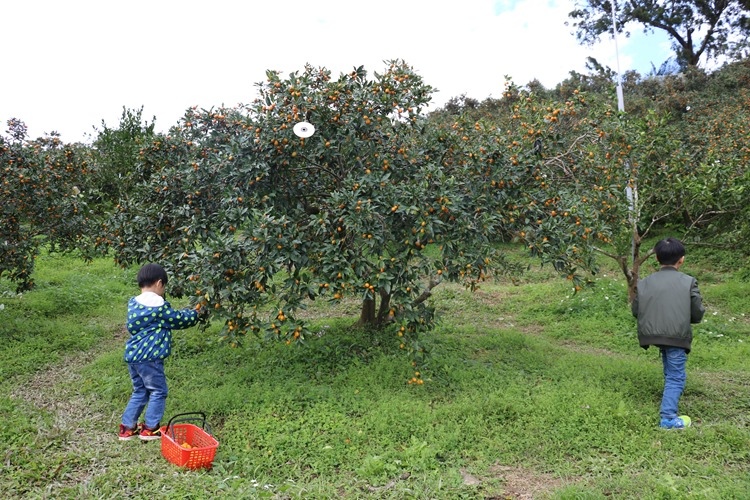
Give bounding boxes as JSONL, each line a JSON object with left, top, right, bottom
{"left": 189, "top": 296, "right": 210, "bottom": 323}
{"left": 195, "top": 304, "right": 210, "bottom": 323}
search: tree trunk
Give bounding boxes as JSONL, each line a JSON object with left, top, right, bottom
{"left": 624, "top": 225, "right": 653, "bottom": 304}
{"left": 357, "top": 280, "right": 440, "bottom": 327}
{"left": 376, "top": 289, "right": 392, "bottom": 325}
{"left": 357, "top": 290, "right": 394, "bottom": 328}
{"left": 609, "top": 223, "right": 643, "bottom": 304}
{"left": 358, "top": 296, "right": 376, "bottom": 327}
{"left": 627, "top": 229, "right": 641, "bottom": 303}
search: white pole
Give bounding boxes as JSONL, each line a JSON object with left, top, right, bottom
{"left": 611, "top": 1, "right": 636, "bottom": 261}
{"left": 611, "top": 1, "right": 625, "bottom": 112}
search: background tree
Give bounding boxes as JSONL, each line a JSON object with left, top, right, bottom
{"left": 0, "top": 119, "right": 95, "bottom": 291}
{"left": 90, "top": 107, "right": 156, "bottom": 209}
{"left": 486, "top": 58, "right": 750, "bottom": 300}
{"left": 444, "top": 76, "right": 678, "bottom": 302}
{"left": 568, "top": 0, "right": 750, "bottom": 68}
{"left": 666, "top": 59, "right": 750, "bottom": 251}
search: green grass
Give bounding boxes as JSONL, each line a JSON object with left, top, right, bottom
{"left": 1, "top": 247, "right": 749, "bottom": 498}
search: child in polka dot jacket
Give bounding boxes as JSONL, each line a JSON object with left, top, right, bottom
{"left": 118, "top": 263, "right": 207, "bottom": 441}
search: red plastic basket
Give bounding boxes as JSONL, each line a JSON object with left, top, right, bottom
{"left": 160, "top": 412, "right": 219, "bottom": 470}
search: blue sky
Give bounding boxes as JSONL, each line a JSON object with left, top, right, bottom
{"left": 0, "top": 0, "right": 672, "bottom": 143}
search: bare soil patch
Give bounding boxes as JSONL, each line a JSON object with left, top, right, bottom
{"left": 486, "top": 464, "right": 574, "bottom": 499}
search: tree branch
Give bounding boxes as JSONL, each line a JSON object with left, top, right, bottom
{"left": 412, "top": 276, "right": 442, "bottom": 307}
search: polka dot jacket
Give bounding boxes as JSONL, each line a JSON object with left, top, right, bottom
{"left": 124, "top": 293, "right": 200, "bottom": 363}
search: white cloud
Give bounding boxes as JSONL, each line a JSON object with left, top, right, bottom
{"left": 0, "top": 0, "right": 667, "bottom": 143}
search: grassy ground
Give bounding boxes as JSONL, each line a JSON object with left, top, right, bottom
{"left": 1, "top": 245, "right": 749, "bottom": 499}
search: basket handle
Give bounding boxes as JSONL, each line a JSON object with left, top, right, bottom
{"left": 165, "top": 412, "right": 211, "bottom": 440}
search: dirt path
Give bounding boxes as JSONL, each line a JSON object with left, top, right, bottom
{"left": 12, "top": 327, "right": 126, "bottom": 423}
{"left": 8, "top": 327, "right": 146, "bottom": 490}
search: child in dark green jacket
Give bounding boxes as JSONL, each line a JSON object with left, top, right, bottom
{"left": 632, "top": 238, "right": 705, "bottom": 429}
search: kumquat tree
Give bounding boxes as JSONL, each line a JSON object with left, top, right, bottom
{"left": 665, "top": 62, "right": 750, "bottom": 254}
{"left": 490, "top": 81, "right": 686, "bottom": 302}
{"left": 436, "top": 79, "right": 640, "bottom": 297}
{"left": 101, "top": 61, "right": 524, "bottom": 377}
{"left": 386, "top": 71, "right": 664, "bottom": 302}
{"left": 487, "top": 59, "right": 750, "bottom": 301}
{"left": 0, "top": 119, "right": 95, "bottom": 292}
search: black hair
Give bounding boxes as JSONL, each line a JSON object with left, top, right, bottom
{"left": 137, "top": 263, "right": 168, "bottom": 288}
{"left": 654, "top": 237, "right": 685, "bottom": 266}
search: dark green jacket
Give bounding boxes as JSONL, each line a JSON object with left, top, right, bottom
{"left": 631, "top": 267, "right": 705, "bottom": 353}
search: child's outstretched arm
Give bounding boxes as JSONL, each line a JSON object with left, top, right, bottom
{"left": 160, "top": 303, "right": 202, "bottom": 330}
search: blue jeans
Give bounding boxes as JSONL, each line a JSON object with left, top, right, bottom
{"left": 660, "top": 347, "right": 688, "bottom": 419}
{"left": 121, "top": 360, "right": 168, "bottom": 430}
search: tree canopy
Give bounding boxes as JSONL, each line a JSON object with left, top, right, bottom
{"left": 569, "top": 0, "right": 750, "bottom": 68}
{"left": 99, "top": 61, "right": 534, "bottom": 372}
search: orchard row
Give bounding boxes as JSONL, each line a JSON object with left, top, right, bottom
{"left": 3, "top": 59, "right": 748, "bottom": 375}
